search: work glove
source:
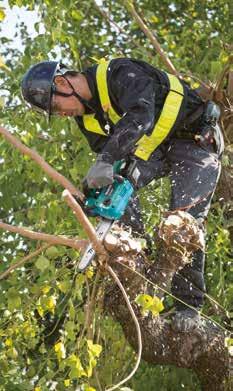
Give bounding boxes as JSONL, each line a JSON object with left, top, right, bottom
{"left": 85, "top": 154, "right": 114, "bottom": 189}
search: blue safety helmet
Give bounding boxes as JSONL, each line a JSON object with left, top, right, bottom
{"left": 21, "top": 61, "right": 93, "bottom": 117}
{"left": 21, "top": 61, "right": 69, "bottom": 117}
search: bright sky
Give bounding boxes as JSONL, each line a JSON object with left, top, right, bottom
{"left": 0, "top": 0, "right": 40, "bottom": 49}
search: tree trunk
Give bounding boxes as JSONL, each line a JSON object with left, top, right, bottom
{"left": 103, "top": 212, "right": 231, "bottom": 390}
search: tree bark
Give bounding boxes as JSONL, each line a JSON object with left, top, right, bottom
{"left": 103, "top": 212, "right": 231, "bottom": 391}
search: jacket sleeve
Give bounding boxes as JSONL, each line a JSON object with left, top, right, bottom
{"left": 101, "top": 61, "right": 156, "bottom": 163}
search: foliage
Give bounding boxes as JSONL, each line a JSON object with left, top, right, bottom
{"left": 135, "top": 294, "right": 164, "bottom": 316}
{"left": 0, "top": 0, "right": 232, "bottom": 390}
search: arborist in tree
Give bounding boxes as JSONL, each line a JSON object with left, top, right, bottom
{"left": 21, "top": 58, "right": 224, "bottom": 332}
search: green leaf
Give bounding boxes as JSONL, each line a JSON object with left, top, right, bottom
{"left": 0, "top": 97, "right": 5, "bottom": 108}
{"left": 67, "top": 354, "right": 87, "bottom": 378}
{"left": 210, "top": 61, "right": 222, "bottom": 77}
{"left": 71, "top": 10, "right": 83, "bottom": 21}
{"left": 7, "top": 288, "right": 21, "bottom": 311}
{"left": 76, "top": 274, "right": 85, "bottom": 287}
{"left": 35, "top": 256, "right": 50, "bottom": 272}
{"left": 57, "top": 280, "right": 71, "bottom": 293}
{"left": 225, "top": 337, "right": 233, "bottom": 347}
{"left": 45, "top": 246, "right": 59, "bottom": 259}
{"left": 69, "top": 167, "right": 78, "bottom": 181}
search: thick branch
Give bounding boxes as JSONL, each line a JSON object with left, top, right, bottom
{"left": 62, "top": 190, "right": 107, "bottom": 257}
{"left": 0, "top": 221, "right": 87, "bottom": 252}
{"left": 124, "top": 1, "right": 179, "bottom": 76}
{"left": 0, "top": 126, "right": 107, "bottom": 259}
{"left": 0, "top": 126, "right": 84, "bottom": 200}
{"left": 103, "top": 212, "right": 230, "bottom": 390}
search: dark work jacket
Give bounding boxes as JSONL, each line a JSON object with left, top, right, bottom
{"left": 75, "top": 58, "right": 203, "bottom": 162}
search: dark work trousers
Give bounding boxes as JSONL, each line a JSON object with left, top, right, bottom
{"left": 122, "top": 123, "right": 224, "bottom": 310}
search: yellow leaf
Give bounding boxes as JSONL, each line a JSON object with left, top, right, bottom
{"left": 87, "top": 340, "right": 102, "bottom": 358}
{"left": 5, "top": 338, "right": 13, "bottom": 347}
{"left": 149, "top": 15, "right": 159, "bottom": 23}
{"left": 87, "top": 356, "right": 97, "bottom": 378}
{"left": 37, "top": 305, "right": 44, "bottom": 317}
{"left": 54, "top": 341, "right": 66, "bottom": 360}
{"left": 46, "top": 295, "right": 57, "bottom": 313}
{"left": 85, "top": 267, "right": 94, "bottom": 279}
{"left": 42, "top": 285, "right": 51, "bottom": 294}
{"left": 84, "top": 385, "right": 96, "bottom": 391}
{"left": 67, "top": 354, "right": 87, "bottom": 378}
{"left": 0, "top": 56, "right": 10, "bottom": 71}
{"left": 135, "top": 294, "right": 164, "bottom": 316}
{"left": 89, "top": 56, "right": 107, "bottom": 64}
{"left": 64, "top": 379, "right": 70, "bottom": 387}
{"left": 191, "top": 82, "right": 200, "bottom": 89}
{"left": 0, "top": 8, "right": 5, "bottom": 21}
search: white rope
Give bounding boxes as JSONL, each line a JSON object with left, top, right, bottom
{"left": 105, "top": 265, "right": 142, "bottom": 391}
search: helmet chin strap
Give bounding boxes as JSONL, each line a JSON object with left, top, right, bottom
{"left": 52, "top": 75, "right": 95, "bottom": 112}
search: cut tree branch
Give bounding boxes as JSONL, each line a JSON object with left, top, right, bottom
{"left": 0, "top": 221, "right": 87, "bottom": 252}
{"left": 0, "top": 126, "right": 84, "bottom": 200}
{"left": 62, "top": 190, "right": 107, "bottom": 257}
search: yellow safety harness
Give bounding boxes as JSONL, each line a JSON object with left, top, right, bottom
{"left": 82, "top": 60, "right": 185, "bottom": 161}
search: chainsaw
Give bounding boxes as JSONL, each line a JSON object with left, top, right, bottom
{"left": 78, "top": 160, "right": 134, "bottom": 271}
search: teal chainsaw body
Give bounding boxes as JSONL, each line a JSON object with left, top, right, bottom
{"left": 84, "top": 161, "right": 134, "bottom": 220}
{"left": 78, "top": 161, "right": 134, "bottom": 271}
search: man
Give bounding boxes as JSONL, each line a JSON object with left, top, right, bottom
{"left": 21, "top": 58, "right": 224, "bottom": 332}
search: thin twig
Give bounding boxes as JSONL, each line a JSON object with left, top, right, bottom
{"left": 181, "top": 72, "right": 211, "bottom": 90}
{"left": 78, "top": 276, "right": 92, "bottom": 345}
{"left": 88, "top": 270, "right": 101, "bottom": 340}
{"left": 94, "top": 368, "right": 103, "bottom": 391}
{"left": 124, "top": 1, "right": 179, "bottom": 76}
{"left": 105, "top": 265, "right": 142, "bottom": 391}
{"left": 93, "top": 0, "right": 126, "bottom": 35}
{"left": 77, "top": 271, "right": 101, "bottom": 347}
{"left": 0, "top": 221, "right": 87, "bottom": 252}
{"left": 0, "top": 243, "right": 51, "bottom": 280}
{"left": 215, "top": 64, "right": 231, "bottom": 92}
{"left": 0, "top": 125, "right": 83, "bottom": 200}
{"left": 93, "top": 0, "right": 140, "bottom": 51}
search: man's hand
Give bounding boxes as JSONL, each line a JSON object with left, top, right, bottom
{"left": 85, "top": 154, "right": 114, "bottom": 189}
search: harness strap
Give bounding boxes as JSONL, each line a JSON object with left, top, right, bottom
{"left": 83, "top": 114, "right": 107, "bottom": 136}
{"left": 96, "top": 61, "right": 121, "bottom": 124}
{"left": 134, "top": 74, "right": 184, "bottom": 160}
